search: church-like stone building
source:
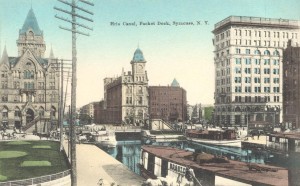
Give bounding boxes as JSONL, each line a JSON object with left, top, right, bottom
{"left": 0, "top": 8, "right": 59, "bottom": 131}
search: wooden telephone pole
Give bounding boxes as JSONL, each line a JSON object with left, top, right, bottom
{"left": 54, "top": 0, "right": 93, "bottom": 185}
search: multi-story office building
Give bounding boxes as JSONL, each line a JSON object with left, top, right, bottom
{"left": 80, "top": 102, "right": 95, "bottom": 123}
{"left": 212, "top": 16, "right": 300, "bottom": 127}
{"left": 149, "top": 79, "right": 187, "bottom": 122}
{"left": 0, "top": 8, "right": 59, "bottom": 130}
{"left": 283, "top": 40, "right": 300, "bottom": 129}
{"left": 102, "top": 48, "right": 149, "bottom": 125}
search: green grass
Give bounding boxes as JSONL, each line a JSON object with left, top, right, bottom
{"left": 6, "top": 141, "right": 31, "bottom": 145}
{"left": 0, "top": 175, "right": 7, "bottom": 181}
{"left": 0, "top": 140, "right": 69, "bottom": 182}
{"left": 0, "top": 151, "right": 27, "bottom": 159}
{"left": 20, "top": 161, "right": 51, "bottom": 167}
{"left": 32, "top": 145, "right": 51, "bottom": 149}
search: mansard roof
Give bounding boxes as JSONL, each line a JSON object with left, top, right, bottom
{"left": 19, "top": 8, "right": 43, "bottom": 36}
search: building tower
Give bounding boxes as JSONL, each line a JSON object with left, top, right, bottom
{"left": 212, "top": 16, "right": 300, "bottom": 127}
{"left": 17, "top": 8, "right": 46, "bottom": 58}
{"left": 0, "top": 8, "right": 59, "bottom": 131}
{"left": 125, "top": 48, "right": 149, "bottom": 125}
{"left": 283, "top": 40, "right": 300, "bottom": 129}
{"left": 103, "top": 48, "right": 149, "bottom": 125}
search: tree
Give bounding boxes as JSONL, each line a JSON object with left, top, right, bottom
{"left": 204, "top": 107, "right": 214, "bottom": 123}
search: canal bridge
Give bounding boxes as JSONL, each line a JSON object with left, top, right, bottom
{"left": 105, "top": 125, "right": 142, "bottom": 140}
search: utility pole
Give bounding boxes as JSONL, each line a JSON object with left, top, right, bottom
{"left": 54, "top": 1, "right": 93, "bottom": 185}
{"left": 60, "top": 60, "right": 64, "bottom": 150}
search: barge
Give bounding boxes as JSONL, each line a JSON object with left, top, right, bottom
{"left": 140, "top": 145, "right": 288, "bottom": 186}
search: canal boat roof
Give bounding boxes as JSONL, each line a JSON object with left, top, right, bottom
{"left": 268, "top": 131, "right": 300, "bottom": 140}
{"left": 142, "top": 145, "right": 288, "bottom": 186}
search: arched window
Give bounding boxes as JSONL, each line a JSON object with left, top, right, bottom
{"left": 254, "top": 50, "right": 261, "bottom": 55}
{"left": 235, "top": 107, "right": 241, "bottom": 112}
{"left": 138, "top": 86, "right": 143, "bottom": 93}
{"left": 138, "top": 109, "right": 143, "bottom": 117}
{"left": 39, "top": 106, "right": 45, "bottom": 116}
{"left": 14, "top": 107, "right": 21, "bottom": 117}
{"left": 2, "top": 106, "right": 8, "bottom": 118}
{"left": 264, "top": 50, "right": 270, "bottom": 55}
{"left": 273, "top": 50, "right": 279, "bottom": 56}
{"left": 51, "top": 106, "right": 56, "bottom": 117}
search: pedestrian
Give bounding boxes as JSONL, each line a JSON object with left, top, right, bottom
{"left": 257, "top": 133, "right": 260, "bottom": 140}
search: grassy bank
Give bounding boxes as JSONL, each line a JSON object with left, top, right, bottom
{"left": 0, "top": 140, "right": 69, "bottom": 182}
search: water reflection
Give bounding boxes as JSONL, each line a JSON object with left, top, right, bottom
{"left": 98, "top": 141, "right": 142, "bottom": 174}
{"left": 98, "top": 140, "right": 267, "bottom": 175}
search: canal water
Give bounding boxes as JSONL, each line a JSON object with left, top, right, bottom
{"left": 97, "top": 140, "right": 267, "bottom": 175}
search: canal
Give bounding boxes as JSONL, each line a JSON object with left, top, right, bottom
{"left": 97, "top": 139, "right": 268, "bottom": 175}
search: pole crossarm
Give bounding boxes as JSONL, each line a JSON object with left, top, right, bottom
{"left": 58, "top": 0, "right": 94, "bottom": 15}
{"left": 78, "top": 0, "right": 94, "bottom": 6}
{"left": 54, "top": 7, "right": 93, "bottom": 22}
{"left": 55, "top": 15, "right": 93, "bottom": 30}
{"left": 59, "top": 26, "right": 90, "bottom": 36}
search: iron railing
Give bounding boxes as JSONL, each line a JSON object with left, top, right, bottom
{"left": 0, "top": 169, "right": 71, "bottom": 186}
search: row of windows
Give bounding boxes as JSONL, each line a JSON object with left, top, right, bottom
{"left": 1, "top": 70, "right": 54, "bottom": 79}
{"left": 125, "top": 97, "right": 144, "bottom": 105}
{"left": 0, "top": 81, "right": 47, "bottom": 89}
{"left": 234, "top": 86, "right": 280, "bottom": 93}
{"left": 217, "top": 77, "right": 280, "bottom": 86}
{"left": 234, "top": 29, "right": 297, "bottom": 39}
{"left": 1, "top": 94, "right": 50, "bottom": 103}
{"left": 234, "top": 96, "right": 280, "bottom": 103}
{"left": 216, "top": 29, "right": 298, "bottom": 43}
{"left": 234, "top": 77, "right": 280, "bottom": 84}
{"left": 235, "top": 48, "right": 279, "bottom": 56}
{"left": 234, "top": 67, "right": 279, "bottom": 74}
{"left": 219, "top": 58, "right": 280, "bottom": 67}
{"left": 235, "top": 58, "right": 280, "bottom": 65}
{"left": 232, "top": 39, "right": 295, "bottom": 48}
{"left": 126, "top": 86, "right": 143, "bottom": 94}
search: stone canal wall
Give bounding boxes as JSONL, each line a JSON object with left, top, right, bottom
{"left": 63, "top": 141, "right": 145, "bottom": 186}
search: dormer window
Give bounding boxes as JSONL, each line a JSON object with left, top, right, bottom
{"left": 28, "top": 31, "right": 34, "bottom": 38}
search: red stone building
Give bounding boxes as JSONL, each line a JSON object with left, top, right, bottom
{"left": 283, "top": 40, "right": 300, "bottom": 129}
{"left": 149, "top": 79, "right": 187, "bottom": 122}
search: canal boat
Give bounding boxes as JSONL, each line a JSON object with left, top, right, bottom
{"left": 91, "top": 130, "right": 117, "bottom": 147}
{"left": 139, "top": 145, "right": 288, "bottom": 186}
{"left": 185, "top": 128, "right": 242, "bottom": 147}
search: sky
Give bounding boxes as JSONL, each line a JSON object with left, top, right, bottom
{"left": 0, "top": 0, "right": 300, "bottom": 107}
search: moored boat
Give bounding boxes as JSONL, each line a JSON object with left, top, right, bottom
{"left": 139, "top": 145, "right": 288, "bottom": 186}
{"left": 186, "top": 128, "right": 242, "bottom": 147}
{"left": 91, "top": 130, "right": 117, "bottom": 147}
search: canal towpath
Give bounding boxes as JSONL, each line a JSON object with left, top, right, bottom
{"left": 63, "top": 141, "right": 145, "bottom": 186}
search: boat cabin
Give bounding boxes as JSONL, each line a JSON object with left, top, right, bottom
{"left": 186, "top": 129, "right": 236, "bottom": 140}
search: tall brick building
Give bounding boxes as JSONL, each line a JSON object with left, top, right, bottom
{"left": 149, "top": 79, "right": 187, "bottom": 122}
{"left": 283, "top": 40, "right": 300, "bottom": 129}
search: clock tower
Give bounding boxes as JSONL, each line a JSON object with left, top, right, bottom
{"left": 121, "top": 48, "right": 149, "bottom": 125}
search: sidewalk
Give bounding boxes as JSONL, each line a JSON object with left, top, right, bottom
{"left": 63, "top": 142, "right": 145, "bottom": 186}
{"left": 243, "top": 135, "right": 268, "bottom": 145}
